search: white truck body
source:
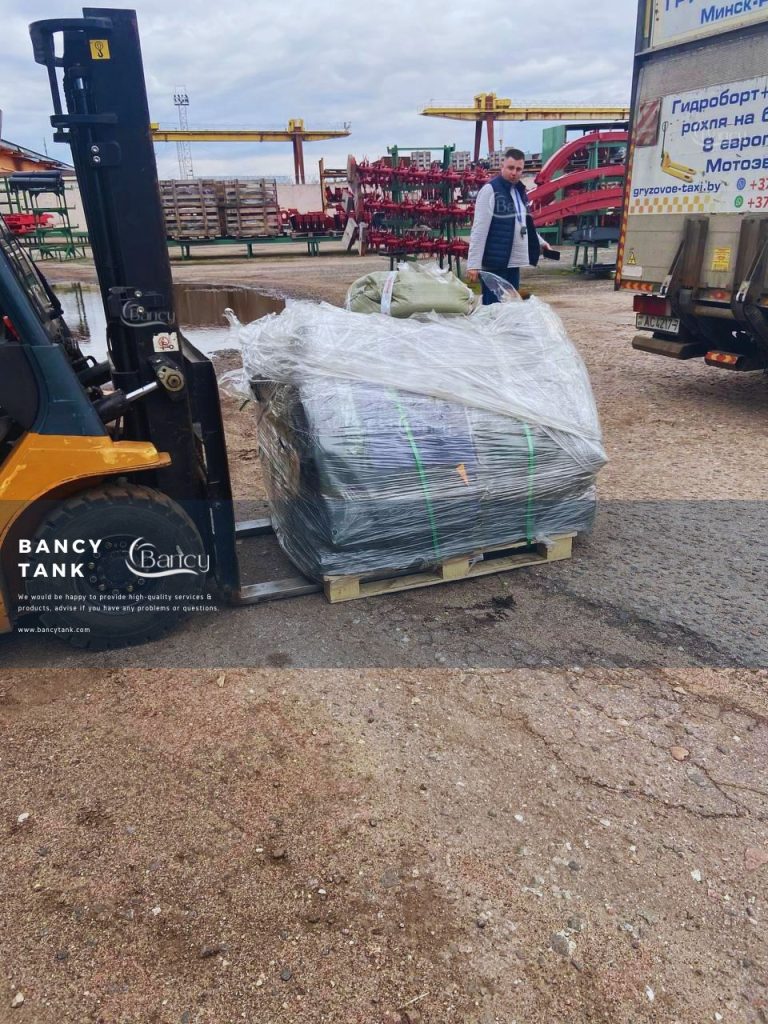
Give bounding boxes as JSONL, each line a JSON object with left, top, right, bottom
{"left": 618, "top": 1, "right": 768, "bottom": 370}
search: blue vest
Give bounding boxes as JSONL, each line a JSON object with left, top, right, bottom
{"left": 481, "top": 176, "right": 540, "bottom": 270}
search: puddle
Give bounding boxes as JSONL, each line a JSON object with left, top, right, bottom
{"left": 52, "top": 282, "right": 284, "bottom": 361}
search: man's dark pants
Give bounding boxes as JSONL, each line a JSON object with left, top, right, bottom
{"left": 480, "top": 266, "right": 520, "bottom": 305}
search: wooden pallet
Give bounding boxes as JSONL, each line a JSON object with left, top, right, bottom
{"left": 223, "top": 213, "right": 281, "bottom": 238}
{"left": 160, "top": 179, "right": 221, "bottom": 239}
{"left": 220, "top": 178, "right": 280, "bottom": 238}
{"left": 159, "top": 178, "right": 280, "bottom": 239}
{"left": 323, "top": 533, "right": 575, "bottom": 604}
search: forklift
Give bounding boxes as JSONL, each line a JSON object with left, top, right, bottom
{"left": 0, "top": 8, "right": 319, "bottom": 649}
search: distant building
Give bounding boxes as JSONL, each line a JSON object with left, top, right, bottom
{"left": 451, "top": 150, "right": 471, "bottom": 171}
{"left": 488, "top": 148, "right": 541, "bottom": 171}
{"left": 410, "top": 150, "right": 433, "bottom": 170}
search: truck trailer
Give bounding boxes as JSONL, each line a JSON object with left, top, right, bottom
{"left": 618, "top": 0, "right": 768, "bottom": 371}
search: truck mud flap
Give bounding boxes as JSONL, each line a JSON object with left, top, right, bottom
{"left": 631, "top": 334, "right": 707, "bottom": 359}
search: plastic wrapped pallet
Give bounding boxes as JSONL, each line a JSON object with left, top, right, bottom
{"left": 345, "top": 261, "right": 474, "bottom": 317}
{"left": 225, "top": 282, "right": 606, "bottom": 581}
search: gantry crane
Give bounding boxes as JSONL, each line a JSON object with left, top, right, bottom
{"left": 421, "top": 93, "right": 630, "bottom": 162}
{"left": 149, "top": 119, "right": 351, "bottom": 184}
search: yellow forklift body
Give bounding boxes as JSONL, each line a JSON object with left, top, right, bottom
{"left": 0, "top": 433, "right": 170, "bottom": 634}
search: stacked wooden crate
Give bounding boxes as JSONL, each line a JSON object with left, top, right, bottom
{"left": 160, "top": 180, "right": 221, "bottom": 239}
{"left": 160, "top": 178, "right": 281, "bottom": 240}
{"left": 220, "top": 179, "right": 280, "bottom": 239}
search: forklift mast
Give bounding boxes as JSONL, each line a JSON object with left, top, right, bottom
{"left": 29, "top": 9, "right": 239, "bottom": 592}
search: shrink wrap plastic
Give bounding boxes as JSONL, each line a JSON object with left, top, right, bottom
{"left": 223, "top": 275, "right": 605, "bottom": 580}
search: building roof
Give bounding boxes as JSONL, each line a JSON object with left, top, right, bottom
{"left": 0, "top": 138, "right": 72, "bottom": 171}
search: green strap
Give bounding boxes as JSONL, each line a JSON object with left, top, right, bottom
{"left": 522, "top": 423, "right": 537, "bottom": 544}
{"left": 389, "top": 390, "right": 442, "bottom": 560}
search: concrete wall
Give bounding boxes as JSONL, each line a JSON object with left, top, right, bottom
{"left": 62, "top": 174, "right": 85, "bottom": 230}
{"left": 276, "top": 183, "right": 323, "bottom": 213}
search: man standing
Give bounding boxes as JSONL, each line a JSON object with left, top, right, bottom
{"left": 466, "top": 148, "right": 551, "bottom": 303}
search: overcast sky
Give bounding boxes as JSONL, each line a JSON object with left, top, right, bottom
{"left": 3, "top": 0, "right": 637, "bottom": 181}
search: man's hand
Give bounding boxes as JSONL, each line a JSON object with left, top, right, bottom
{"left": 466, "top": 269, "right": 479, "bottom": 284}
{"left": 540, "top": 240, "right": 552, "bottom": 252}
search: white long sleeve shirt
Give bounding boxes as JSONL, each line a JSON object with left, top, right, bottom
{"left": 466, "top": 182, "right": 544, "bottom": 271}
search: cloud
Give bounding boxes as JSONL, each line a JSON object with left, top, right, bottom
{"left": 2, "top": 0, "right": 636, "bottom": 179}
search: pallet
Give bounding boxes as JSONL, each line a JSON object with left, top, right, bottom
{"left": 223, "top": 214, "right": 281, "bottom": 238}
{"left": 220, "top": 178, "right": 280, "bottom": 239}
{"left": 160, "top": 179, "right": 221, "bottom": 239}
{"left": 159, "top": 178, "right": 280, "bottom": 240}
{"left": 323, "top": 533, "right": 574, "bottom": 604}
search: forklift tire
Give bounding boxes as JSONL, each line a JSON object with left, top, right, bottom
{"left": 23, "top": 483, "right": 208, "bottom": 650}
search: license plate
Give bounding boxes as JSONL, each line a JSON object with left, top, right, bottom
{"left": 636, "top": 313, "right": 680, "bottom": 334}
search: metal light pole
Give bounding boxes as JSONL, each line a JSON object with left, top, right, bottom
{"left": 173, "top": 88, "right": 194, "bottom": 180}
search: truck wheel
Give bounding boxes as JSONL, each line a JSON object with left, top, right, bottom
{"left": 23, "top": 483, "right": 208, "bottom": 650}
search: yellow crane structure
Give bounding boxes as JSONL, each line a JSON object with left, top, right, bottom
{"left": 421, "top": 93, "right": 630, "bottom": 162}
{"left": 149, "top": 119, "right": 351, "bottom": 184}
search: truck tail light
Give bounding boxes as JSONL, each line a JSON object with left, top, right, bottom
{"left": 633, "top": 295, "right": 672, "bottom": 316}
{"left": 705, "top": 350, "right": 742, "bottom": 368}
{"left": 2, "top": 316, "right": 19, "bottom": 340}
